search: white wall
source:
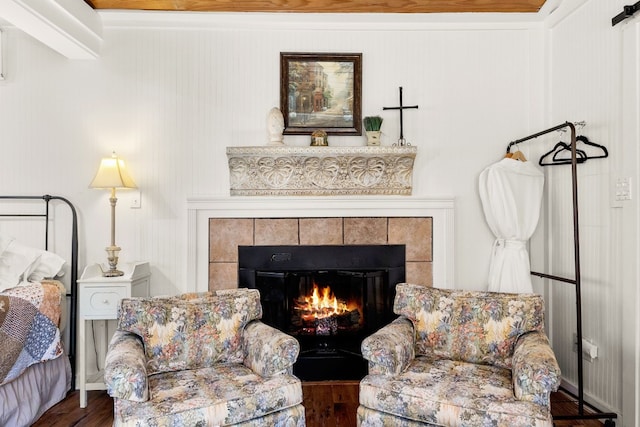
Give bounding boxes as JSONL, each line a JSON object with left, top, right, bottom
{"left": 1, "top": 4, "right": 638, "bottom": 424}
{"left": 0, "top": 13, "right": 543, "bottom": 296}
{"left": 540, "top": 0, "right": 638, "bottom": 424}
{"left": 619, "top": 20, "right": 640, "bottom": 427}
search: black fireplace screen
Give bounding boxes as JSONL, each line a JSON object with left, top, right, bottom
{"left": 258, "top": 269, "right": 385, "bottom": 337}
{"left": 290, "top": 270, "right": 368, "bottom": 336}
{"left": 238, "top": 245, "right": 405, "bottom": 381}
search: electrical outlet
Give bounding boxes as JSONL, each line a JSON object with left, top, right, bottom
{"left": 571, "top": 332, "right": 597, "bottom": 362}
{"left": 131, "top": 191, "right": 141, "bottom": 209}
{"left": 615, "top": 177, "right": 632, "bottom": 201}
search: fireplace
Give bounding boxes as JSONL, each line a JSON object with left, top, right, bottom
{"left": 238, "top": 244, "right": 405, "bottom": 381}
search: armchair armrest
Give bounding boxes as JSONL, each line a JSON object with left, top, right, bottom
{"left": 243, "top": 320, "right": 300, "bottom": 377}
{"left": 361, "top": 316, "right": 415, "bottom": 375}
{"left": 512, "top": 331, "right": 561, "bottom": 407}
{"left": 104, "top": 330, "right": 149, "bottom": 402}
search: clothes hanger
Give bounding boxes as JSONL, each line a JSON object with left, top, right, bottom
{"left": 575, "top": 135, "right": 608, "bottom": 159}
{"left": 551, "top": 143, "right": 588, "bottom": 162}
{"left": 505, "top": 143, "right": 527, "bottom": 162}
{"left": 510, "top": 150, "right": 527, "bottom": 162}
{"left": 539, "top": 141, "right": 588, "bottom": 166}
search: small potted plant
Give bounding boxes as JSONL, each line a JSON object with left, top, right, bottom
{"left": 363, "top": 116, "right": 383, "bottom": 146}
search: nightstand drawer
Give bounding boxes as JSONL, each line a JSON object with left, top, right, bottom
{"left": 80, "top": 286, "right": 128, "bottom": 318}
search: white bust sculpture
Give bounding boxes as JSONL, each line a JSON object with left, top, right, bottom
{"left": 267, "top": 107, "right": 285, "bottom": 145}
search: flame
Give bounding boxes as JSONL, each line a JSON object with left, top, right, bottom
{"left": 299, "top": 284, "right": 349, "bottom": 320}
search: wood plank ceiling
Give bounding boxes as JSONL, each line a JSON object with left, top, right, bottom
{"left": 83, "top": 0, "right": 548, "bottom": 14}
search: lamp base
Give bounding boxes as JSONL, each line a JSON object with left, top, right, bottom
{"left": 103, "top": 268, "right": 125, "bottom": 277}
{"left": 104, "top": 245, "right": 124, "bottom": 277}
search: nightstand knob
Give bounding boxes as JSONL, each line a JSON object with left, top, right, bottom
{"left": 102, "top": 299, "right": 110, "bottom": 304}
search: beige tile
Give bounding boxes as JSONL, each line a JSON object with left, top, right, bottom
{"left": 209, "top": 215, "right": 434, "bottom": 291}
{"left": 405, "top": 261, "right": 433, "bottom": 286}
{"left": 209, "top": 218, "right": 254, "bottom": 262}
{"left": 389, "top": 217, "right": 432, "bottom": 261}
{"left": 343, "top": 217, "right": 388, "bottom": 245}
{"left": 299, "top": 218, "right": 344, "bottom": 245}
{"left": 209, "top": 262, "right": 238, "bottom": 291}
{"left": 255, "top": 218, "right": 299, "bottom": 245}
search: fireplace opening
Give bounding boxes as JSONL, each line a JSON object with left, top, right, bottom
{"left": 238, "top": 244, "right": 405, "bottom": 381}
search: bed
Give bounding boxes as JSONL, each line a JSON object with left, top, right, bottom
{"left": 0, "top": 195, "right": 78, "bottom": 427}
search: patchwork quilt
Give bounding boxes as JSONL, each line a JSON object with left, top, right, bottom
{"left": 0, "top": 280, "right": 64, "bottom": 385}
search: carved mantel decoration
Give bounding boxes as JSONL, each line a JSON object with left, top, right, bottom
{"left": 226, "top": 145, "right": 417, "bottom": 196}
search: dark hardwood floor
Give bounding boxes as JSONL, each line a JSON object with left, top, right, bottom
{"left": 32, "top": 388, "right": 609, "bottom": 426}
{"left": 32, "top": 391, "right": 112, "bottom": 427}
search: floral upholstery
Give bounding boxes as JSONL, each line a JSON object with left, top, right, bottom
{"left": 393, "top": 284, "right": 545, "bottom": 369}
{"left": 105, "top": 289, "right": 305, "bottom": 427}
{"left": 358, "top": 283, "right": 560, "bottom": 427}
{"left": 243, "top": 320, "right": 299, "bottom": 376}
{"left": 117, "top": 289, "right": 263, "bottom": 375}
{"left": 105, "top": 329, "right": 149, "bottom": 402}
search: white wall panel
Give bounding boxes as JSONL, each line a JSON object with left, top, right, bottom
{"left": 619, "top": 20, "right": 640, "bottom": 427}
{"left": 545, "top": 0, "right": 630, "bottom": 421}
{"left": 0, "top": 16, "right": 541, "bottom": 297}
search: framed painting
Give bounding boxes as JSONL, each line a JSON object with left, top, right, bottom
{"left": 280, "top": 52, "right": 362, "bottom": 136}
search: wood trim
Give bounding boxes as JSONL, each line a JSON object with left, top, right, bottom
{"left": 85, "top": 0, "right": 547, "bottom": 14}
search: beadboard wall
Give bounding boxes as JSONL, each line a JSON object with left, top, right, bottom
{"left": 1, "top": 3, "right": 638, "bottom": 423}
{"left": 532, "top": 0, "right": 636, "bottom": 423}
{"left": 0, "top": 13, "right": 543, "bottom": 297}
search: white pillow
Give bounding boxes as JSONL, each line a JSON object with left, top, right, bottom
{"left": 0, "top": 238, "right": 66, "bottom": 291}
{"left": 28, "top": 249, "right": 66, "bottom": 282}
{"left": 0, "top": 239, "right": 41, "bottom": 291}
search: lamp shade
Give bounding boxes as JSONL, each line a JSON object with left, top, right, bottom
{"left": 89, "top": 153, "right": 137, "bottom": 189}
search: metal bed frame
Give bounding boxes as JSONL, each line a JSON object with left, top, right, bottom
{"left": 0, "top": 195, "right": 78, "bottom": 389}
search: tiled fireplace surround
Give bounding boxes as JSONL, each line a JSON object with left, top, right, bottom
{"left": 186, "top": 197, "right": 455, "bottom": 292}
{"left": 209, "top": 217, "right": 432, "bottom": 289}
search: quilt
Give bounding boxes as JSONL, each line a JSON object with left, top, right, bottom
{"left": 0, "top": 280, "right": 64, "bottom": 386}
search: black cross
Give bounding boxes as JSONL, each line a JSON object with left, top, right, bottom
{"left": 383, "top": 87, "right": 419, "bottom": 145}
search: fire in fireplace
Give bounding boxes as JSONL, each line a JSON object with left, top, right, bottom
{"left": 238, "top": 244, "right": 405, "bottom": 381}
{"left": 293, "top": 282, "right": 362, "bottom": 336}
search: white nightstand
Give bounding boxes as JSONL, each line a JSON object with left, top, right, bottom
{"left": 77, "top": 261, "right": 151, "bottom": 408}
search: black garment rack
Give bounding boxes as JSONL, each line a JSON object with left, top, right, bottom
{"left": 506, "top": 122, "right": 617, "bottom": 425}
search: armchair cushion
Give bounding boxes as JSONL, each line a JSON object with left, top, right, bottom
{"left": 114, "top": 363, "right": 304, "bottom": 427}
{"left": 360, "top": 357, "right": 554, "bottom": 426}
{"left": 394, "top": 283, "right": 544, "bottom": 368}
{"left": 117, "top": 289, "right": 262, "bottom": 375}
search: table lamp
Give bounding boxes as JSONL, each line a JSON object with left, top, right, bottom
{"left": 89, "top": 152, "right": 137, "bottom": 277}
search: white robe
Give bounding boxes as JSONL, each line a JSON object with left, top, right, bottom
{"left": 478, "top": 157, "right": 544, "bottom": 293}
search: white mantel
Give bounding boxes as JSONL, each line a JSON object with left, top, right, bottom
{"left": 187, "top": 197, "right": 455, "bottom": 292}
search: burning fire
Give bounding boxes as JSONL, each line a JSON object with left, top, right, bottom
{"left": 298, "top": 284, "right": 348, "bottom": 320}
{"left": 292, "top": 282, "right": 363, "bottom": 336}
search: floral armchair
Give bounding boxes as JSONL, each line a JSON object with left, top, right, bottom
{"left": 358, "top": 283, "right": 561, "bottom": 427}
{"left": 104, "top": 288, "right": 305, "bottom": 427}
